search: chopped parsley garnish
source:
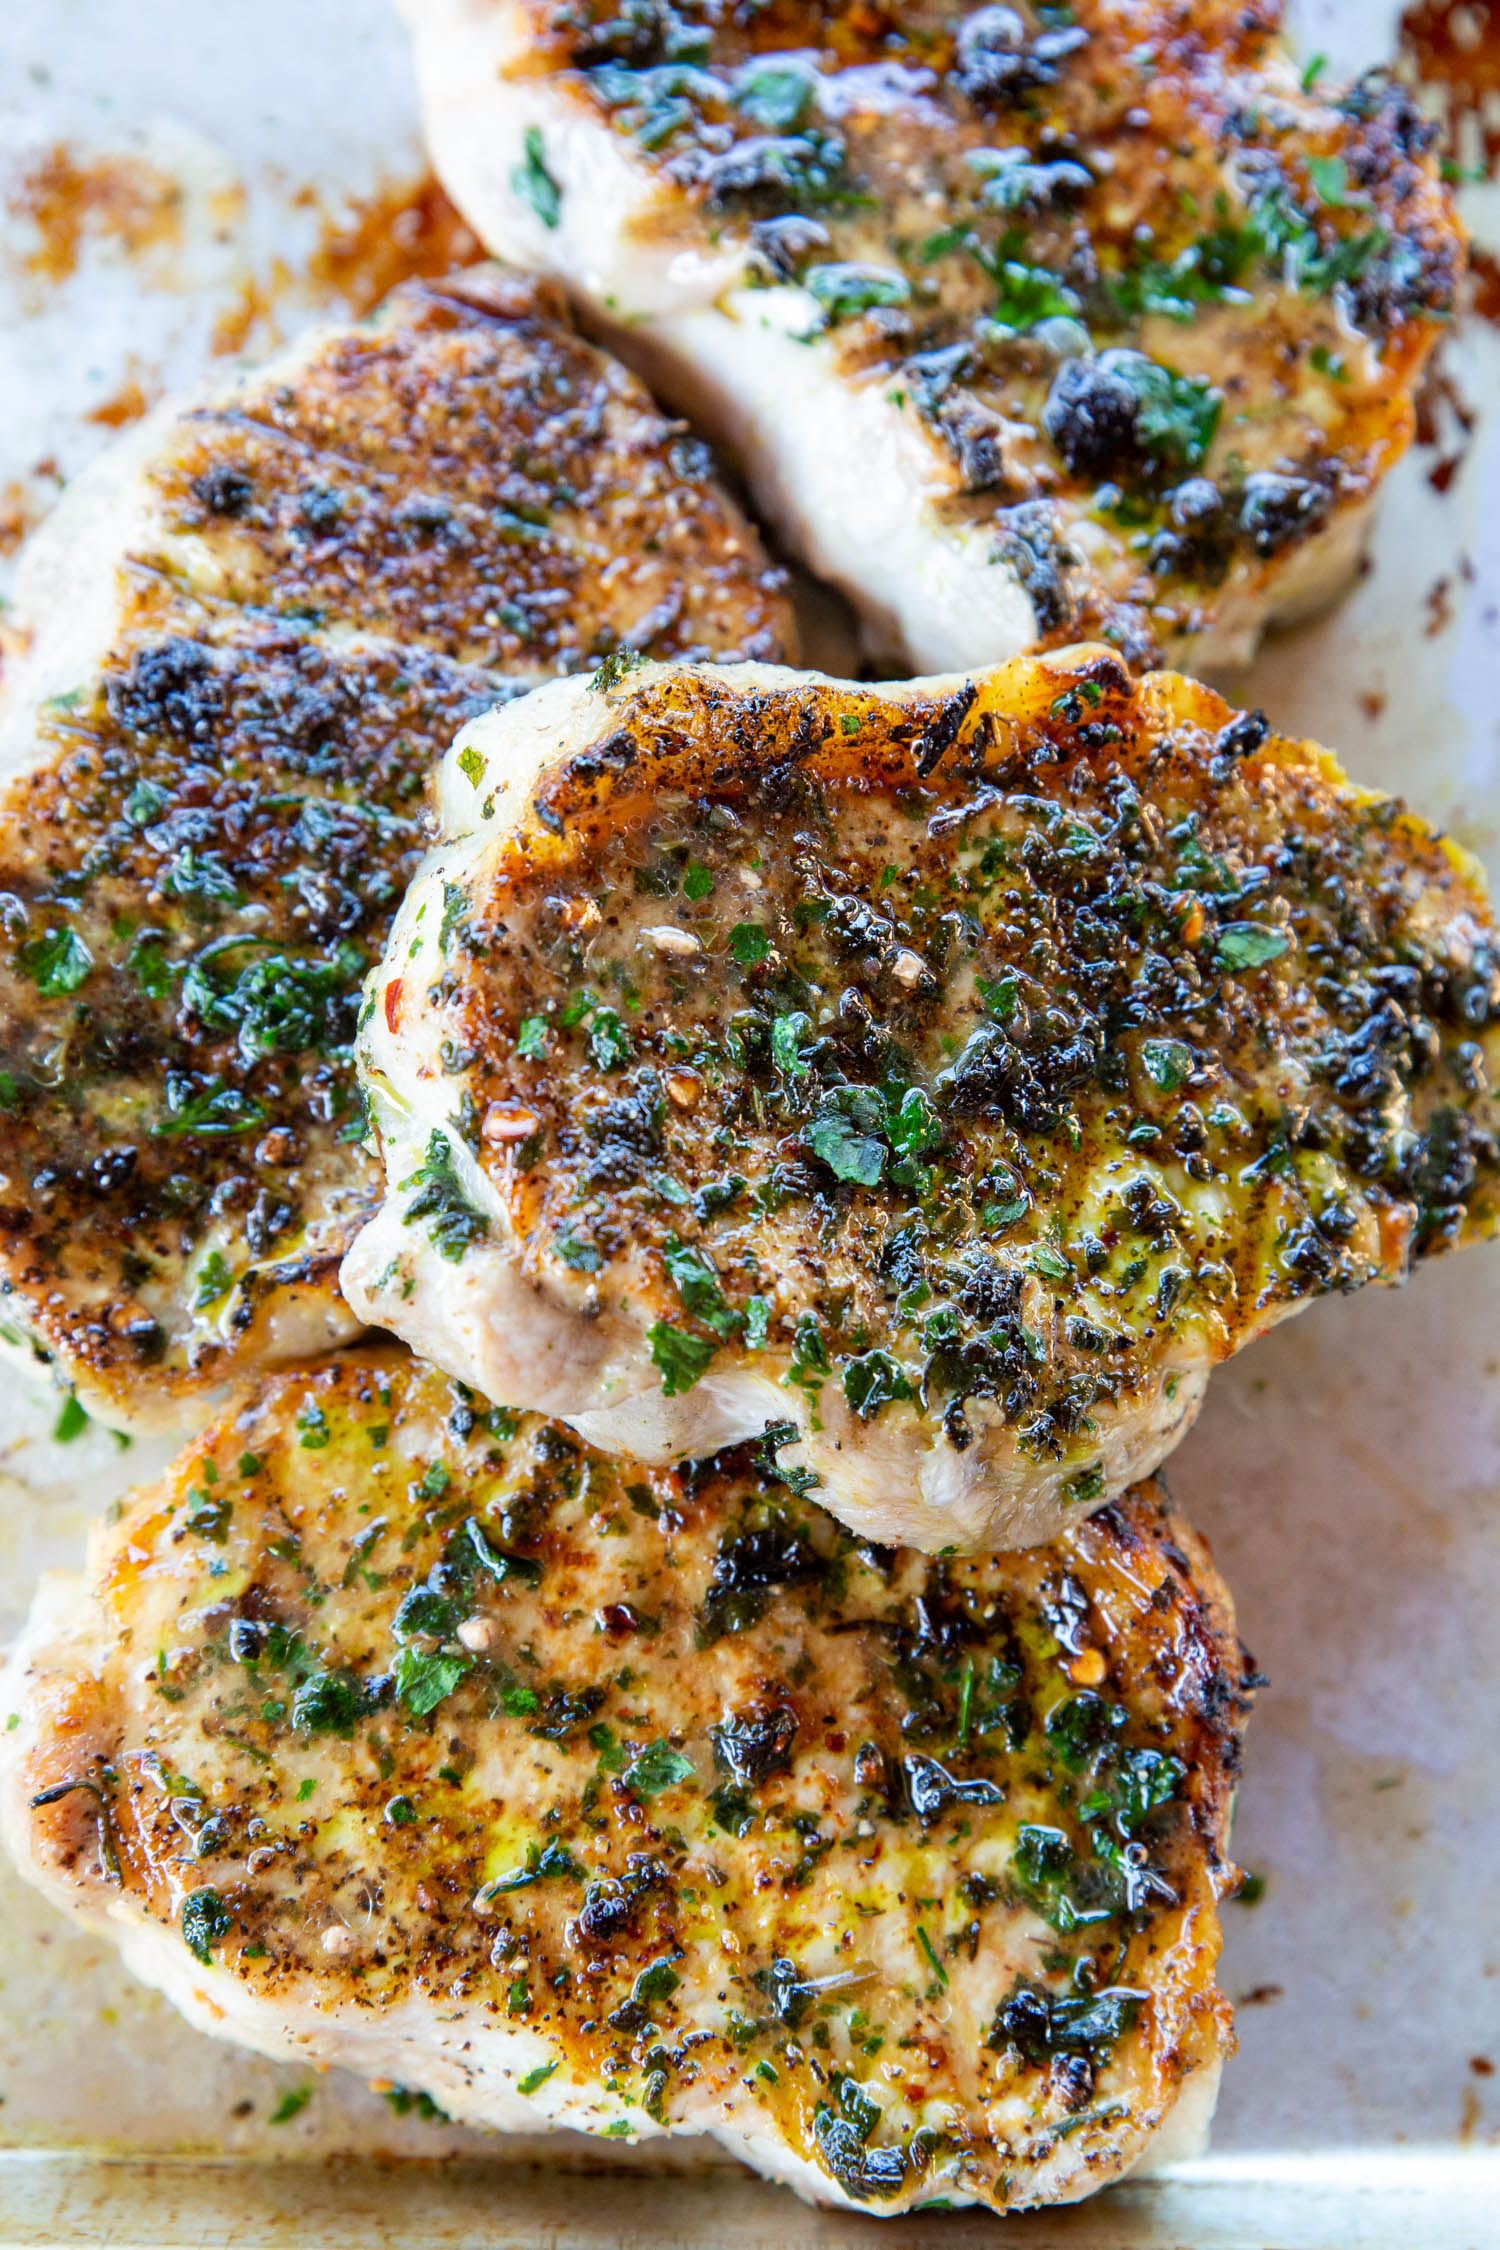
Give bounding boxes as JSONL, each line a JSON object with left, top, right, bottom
{"left": 19, "top": 927, "right": 92, "bottom": 996}
{"left": 123, "top": 779, "right": 170, "bottom": 826}
{"left": 627, "top": 1955, "right": 681, "bottom": 2006}
{"left": 662, "top": 1239, "right": 740, "bottom": 1336}
{"left": 842, "top": 1350, "right": 913, "bottom": 1419}
{"left": 624, "top": 1738, "right": 695, "bottom": 1796}
{"left": 1112, "top": 176, "right": 1389, "bottom": 327}
{"left": 592, "top": 645, "right": 648, "bottom": 693}
{"left": 1140, "top": 1039, "right": 1193, "bottom": 1092}
{"left": 181, "top": 936, "right": 364, "bottom": 1063}
{"left": 1306, "top": 154, "right": 1353, "bottom": 208}
{"left": 989, "top": 258, "right": 1080, "bottom": 333}
{"left": 394, "top": 1646, "right": 472, "bottom": 1718}
{"left": 728, "top": 922, "right": 770, "bottom": 967}
{"left": 513, "top": 126, "right": 561, "bottom": 229}
{"left": 771, "top": 1011, "right": 812, "bottom": 1075}
{"left": 186, "top": 1474, "right": 231, "bottom": 1542}
{"left": 1215, "top": 924, "right": 1291, "bottom": 973}
{"left": 805, "top": 1087, "right": 887, "bottom": 1187}
{"left": 789, "top": 1312, "right": 831, "bottom": 1385}
{"left": 459, "top": 1515, "right": 541, "bottom": 1587}
{"left": 191, "top": 1250, "right": 234, "bottom": 1310}
{"left": 803, "top": 261, "right": 910, "bottom": 325}
{"left": 181, "top": 1886, "right": 233, "bottom": 1965}
{"left": 1110, "top": 356, "right": 1221, "bottom": 468}
{"left": 161, "top": 846, "right": 243, "bottom": 910}
{"left": 988, "top": 1980, "right": 1141, "bottom": 2066}
{"left": 587, "top": 1008, "right": 634, "bottom": 1070}
{"left": 557, "top": 1231, "right": 601, "bottom": 1271}
{"left": 151, "top": 1076, "right": 266, "bottom": 1138}
{"left": 400, "top": 1131, "right": 490, "bottom": 1262}
{"left": 296, "top": 1402, "right": 330, "bottom": 1450}
{"left": 887, "top": 1086, "right": 943, "bottom": 1159}
{"left": 735, "top": 63, "right": 812, "bottom": 133}
{"left": 440, "top": 883, "right": 471, "bottom": 953}
{"left": 482, "top": 1840, "right": 580, "bottom": 1895}
{"left": 393, "top": 1587, "right": 458, "bottom": 1641}
{"left": 53, "top": 1395, "right": 89, "bottom": 1443}
{"left": 291, "top": 1669, "right": 365, "bottom": 1737}
{"left": 647, "top": 1319, "right": 717, "bottom": 1396}
{"left": 916, "top": 1926, "right": 949, "bottom": 1987}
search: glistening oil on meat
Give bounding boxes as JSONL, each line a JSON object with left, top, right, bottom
{"left": 346, "top": 652, "right": 1500, "bottom": 1552}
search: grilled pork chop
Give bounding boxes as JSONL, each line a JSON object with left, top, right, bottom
{"left": 0, "top": 269, "right": 793, "bottom": 1430}
{"left": 2, "top": 1347, "right": 1250, "bottom": 2214}
{"left": 343, "top": 650, "right": 1500, "bottom": 1553}
{"left": 401, "top": 0, "right": 1461, "bottom": 673}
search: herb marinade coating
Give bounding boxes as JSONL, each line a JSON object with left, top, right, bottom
{"left": 407, "top": 0, "right": 1462, "bottom": 669}
{"left": 0, "top": 272, "right": 794, "bottom": 1425}
{"left": 347, "top": 650, "right": 1500, "bottom": 1552}
{"left": 5, "top": 1348, "right": 1250, "bottom": 2214}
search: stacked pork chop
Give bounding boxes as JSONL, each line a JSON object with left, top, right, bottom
{"left": 403, "top": 0, "right": 1460, "bottom": 672}
{"left": 0, "top": 267, "right": 792, "bottom": 1427}
{"left": 1, "top": 0, "right": 1494, "bottom": 2219}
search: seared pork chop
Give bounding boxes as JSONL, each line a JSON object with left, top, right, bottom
{"left": 401, "top": 0, "right": 1461, "bottom": 672}
{"left": 343, "top": 651, "right": 1500, "bottom": 1552}
{"left": 0, "top": 269, "right": 793, "bottom": 1430}
{"left": 2, "top": 1346, "right": 1250, "bottom": 2214}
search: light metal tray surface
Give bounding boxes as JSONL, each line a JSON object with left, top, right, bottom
{"left": 0, "top": 0, "right": 1496, "bottom": 2240}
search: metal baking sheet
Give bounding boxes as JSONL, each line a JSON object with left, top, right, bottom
{"left": 0, "top": 0, "right": 1498, "bottom": 2239}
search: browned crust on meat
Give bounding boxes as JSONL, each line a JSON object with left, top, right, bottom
{"left": 376, "top": 651, "right": 1499, "bottom": 1486}
{"left": 0, "top": 273, "right": 795, "bottom": 1419}
{"left": 503, "top": 0, "right": 1462, "bottom": 662}
{"left": 11, "top": 1345, "right": 1250, "bottom": 2210}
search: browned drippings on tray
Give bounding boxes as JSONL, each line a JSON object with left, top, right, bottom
{"left": 1401, "top": 1, "right": 1500, "bottom": 168}
{"left": 300, "top": 173, "right": 482, "bottom": 318}
{"left": 10, "top": 140, "right": 478, "bottom": 322}
{"left": 210, "top": 175, "right": 485, "bottom": 361}
{"left": 9, "top": 143, "right": 185, "bottom": 284}
{"left": 1, "top": 159, "right": 498, "bottom": 559}
{"left": 1470, "top": 243, "right": 1500, "bottom": 321}
{"left": 1398, "top": 1, "right": 1497, "bottom": 460}
{"left": 86, "top": 374, "right": 155, "bottom": 430}
{"left": 1415, "top": 353, "right": 1480, "bottom": 491}
{"left": 0, "top": 481, "right": 39, "bottom": 559}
